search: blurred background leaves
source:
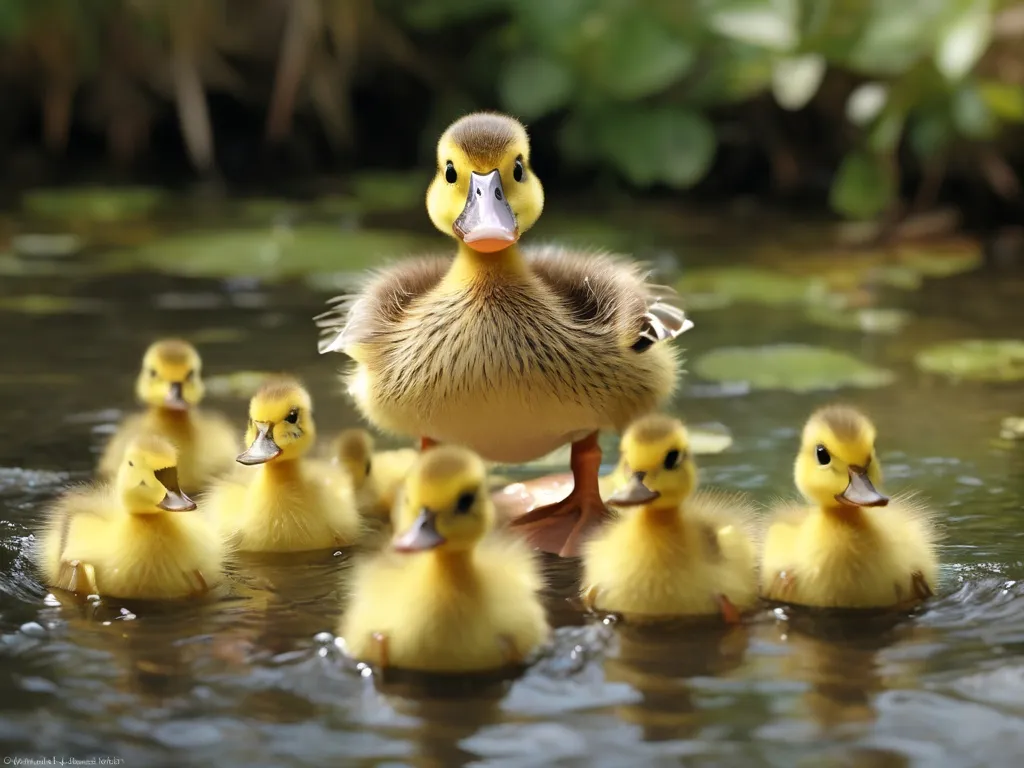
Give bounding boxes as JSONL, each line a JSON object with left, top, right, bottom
{"left": 0, "top": 0, "right": 1022, "bottom": 225}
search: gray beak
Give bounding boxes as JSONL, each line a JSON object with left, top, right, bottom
{"left": 392, "top": 507, "right": 446, "bottom": 553}
{"left": 154, "top": 467, "right": 197, "bottom": 511}
{"left": 607, "top": 471, "right": 661, "bottom": 507}
{"left": 236, "top": 421, "right": 282, "bottom": 465}
{"left": 836, "top": 467, "right": 889, "bottom": 508}
{"left": 452, "top": 170, "right": 519, "bottom": 252}
{"left": 164, "top": 381, "right": 188, "bottom": 411}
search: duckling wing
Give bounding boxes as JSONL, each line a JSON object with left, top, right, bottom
{"left": 525, "top": 246, "right": 692, "bottom": 352}
{"left": 315, "top": 255, "right": 451, "bottom": 357}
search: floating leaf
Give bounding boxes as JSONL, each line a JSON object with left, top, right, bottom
{"left": 805, "top": 305, "right": 911, "bottom": 334}
{"left": 897, "top": 240, "right": 983, "bottom": 277}
{"left": 935, "top": 0, "right": 993, "bottom": 81}
{"left": 11, "top": 233, "right": 82, "bottom": 258}
{"left": 772, "top": 54, "right": 826, "bottom": 110}
{"left": 695, "top": 344, "right": 895, "bottom": 392}
{"left": 498, "top": 54, "right": 573, "bottom": 119}
{"left": 688, "top": 422, "right": 734, "bottom": 454}
{"left": 914, "top": 339, "right": 1024, "bottom": 382}
{"left": 22, "top": 187, "right": 165, "bottom": 222}
{"left": 597, "top": 107, "right": 716, "bottom": 188}
{"left": 677, "top": 267, "right": 815, "bottom": 308}
{"left": 0, "top": 295, "right": 106, "bottom": 315}
{"left": 205, "top": 371, "right": 278, "bottom": 399}
{"left": 829, "top": 151, "right": 896, "bottom": 220}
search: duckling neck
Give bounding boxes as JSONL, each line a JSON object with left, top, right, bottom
{"left": 445, "top": 242, "right": 529, "bottom": 287}
{"left": 427, "top": 549, "right": 476, "bottom": 580}
{"left": 637, "top": 501, "right": 685, "bottom": 526}
{"left": 260, "top": 457, "right": 303, "bottom": 482}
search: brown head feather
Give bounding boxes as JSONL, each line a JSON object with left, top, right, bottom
{"left": 444, "top": 112, "right": 525, "bottom": 169}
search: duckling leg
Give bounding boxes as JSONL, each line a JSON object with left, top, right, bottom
{"left": 509, "top": 432, "right": 611, "bottom": 558}
{"left": 911, "top": 570, "right": 934, "bottom": 601}
{"left": 717, "top": 594, "right": 742, "bottom": 624}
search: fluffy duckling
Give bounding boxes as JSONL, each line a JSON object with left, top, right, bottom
{"left": 340, "top": 445, "right": 549, "bottom": 673}
{"left": 317, "top": 112, "right": 692, "bottom": 558}
{"left": 98, "top": 339, "right": 238, "bottom": 493}
{"left": 582, "top": 415, "right": 759, "bottom": 622}
{"left": 331, "top": 428, "right": 418, "bottom": 521}
{"left": 760, "top": 405, "right": 940, "bottom": 609}
{"left": 38, "top": 434, "right": 225, "bottom": 599}
{"left": 207, "top": 378, "right": 361, "bottom": 553}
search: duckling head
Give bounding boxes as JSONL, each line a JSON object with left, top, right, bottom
{"left": 426, "top": 112, "right": 544, "bottom": 254}
{"left": 237, "top": 377, "right": 315, "bottom": 466}
{"left": 135, "top": 339, "right": 204, "bottom": 411}
{"left": 795, "top": 405, "right": 888, "bottom": 509}
{"left": 607, "top": 414, "right": 697, "bottom": 509}
{"left": 117, "top": 434, "right": 196, "bottom": 514}
{"left": 333, "top": 428, "right": 373, "bottom": 489}
{"left": 391, "top": 446, "right": 492, "bottom": 554}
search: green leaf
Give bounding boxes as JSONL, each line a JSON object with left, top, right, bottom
{"left": 772, "top": 54, "right": 826, "bottom": 110}
{"left": 935, "top": 0, "right": 993, "bottom": 81}
{"left": 694, "top": 344, "right": 896, "bottom": 393}
{"left": 952, "top": 84, "right": 996, "bottom": 138}
{"left": 498, "top": 54, "right": 574, "bottom": 119}
{"left": 676, "top": 267, "right": 815, "bottom": 309}
{"left": 594, "top": 15, "right": 695, "bottom": 100}
{"left": 915, "top": 339, "right": 1024, "bottom": 382}
{"left": 597, "top": 108, "right": 716, "bottom": 188}
{"left": 22, "top": 186, "right": 165, "bottom": 222}
{"left": 707, "top": 0, "right": 799, "bottom": 52}
{"left": 804, "top": 306, "right": 911, "bottom": 335}
{"left": 868, "top": 110, "right": 906, "bottom": 153}
{"left": 909, "top": 113, "right": 952, "bottom": 158}
{"left": 978, "top": 81, "right": 1024, "bottom": 122}
{"left": 829, "top": 151, "right": 895, "bottom": 220}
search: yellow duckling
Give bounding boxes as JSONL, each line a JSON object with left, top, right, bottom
{"left": 206, "top": 377, "right": 361, "bottom": 553}
{"left": 317, "top": 112, "right": 692, "bottom": 558}
{"left": 98, "top": 339, "right": 238, "bottom": 493}
{"left": 331, "top": 428, "right": 418, "bottom": 521}
{"left": 37, "top": 434, "right": 225, "bottom": 599}
{"left": 760, "top": 405, "right": 940, "bottom": 609}
{"left": 340, "top": 445, "right": 549, "bottom": 673}
{"left": 582, "top": 415, "right": 759, "bottom": 622}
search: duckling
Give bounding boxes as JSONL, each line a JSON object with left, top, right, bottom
{"left": 37, "top": 434, "right": 224, "bottom": 599}
{"left": 339, "top": 445, "right": 549, "bottom": 673}
{"left": 316, "top": 112, "right": 692, "bottom": 558}
{"left": 98, "top": 339, "right": 238, "bottom": 493}
{"left": 760, "top": 405, "right": 940, "bottom": 609}
{"left": 582, "top": 415, "right": 759, "bottom": 622}
{"left": 205, "top": 377, "right": 361, "bottom": 553}
{"left": 331, "top": 428, "right": 418, "bottom": 521}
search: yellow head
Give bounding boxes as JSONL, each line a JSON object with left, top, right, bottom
{"left": 425, "top": 112, "right": 544, "bottom": 254}
{"left": 135, "top": 339, "right": 204, "bottom": 411}
{"left": 236, "top": 378, "right": 315, "bottom": 465}
{"left": 116, "top": 434, "right": 196, "bottom": 514}
{"left": 607, "top": 414, "right": 697, "bottom": 509}
{"left": 391, "top": 446, "right": 492, "bottom": 554}
{"left": 795, "top": 405, "right": 888, "bottom": 509}
{"left": 332, "top": 428, "right": 373, "bottom": 489}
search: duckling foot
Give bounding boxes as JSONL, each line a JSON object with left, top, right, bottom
{"left": 57, "top": 559, "right": 98, "bottom": 596}
{"left": 717, "top": 594, "right": 742, "bottom": 624}
{"left": 497, "top": 634, "right": 522, "bottom": 666}
{"left": 509, "top": 433, "right": 611, "bottom": 558}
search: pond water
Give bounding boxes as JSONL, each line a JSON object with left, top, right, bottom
{"left": 1, "top": 193, "right": 1023, "bottom": 767}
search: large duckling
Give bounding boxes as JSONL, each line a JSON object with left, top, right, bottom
{"left": 339, "top": 445, "right": 549, "bottom": 673}
{"left": 760, "top": 405, "right": 940, "bottom": 609}
{"left": 582, "top": 415, "right": 759, "bottom": 622}
{"left": 98, "top": 339, "right": 238, "bottom": 493}
{"left": 38, "top": 434, "right": 225, "bottom": 599}
{"left": 316, "top": 112, "right": 692, "bottom": 558}
{"left": 331, "top": 428, "right": 418, "bottom": 522}
{"left": 206, "top": 377, "right": 361, "bottom": 553}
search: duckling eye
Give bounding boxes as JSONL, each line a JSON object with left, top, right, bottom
{"left": 285, "top": 409, "right": 300, "bottom": 425}
{"left": 148, "top": 368, "right": 158, "bottom": 378}
{"left": 513, "top": 156, "right": 525, "bottom": 183}
{"left": 444, "top": 161, "right": 457, "bottom": 184}
{"left": 128, "top": 461, "right": 134, "bottom": 467}
{"left": 815, "top": 444, "right": 831, "bottom": 466}
{"left": 364, "top": 459, "right": 372, "bottom": 477}
{"left": 454, "top": 491, "right": 476, "bottom": 515}
{"left": 663, "top": 449, "right": 681, "bottom": 470}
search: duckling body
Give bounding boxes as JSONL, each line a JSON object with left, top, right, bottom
{"left": 98, "top": 339, "right": 237, "bottom": 493}
{"left": 207, "top": 378, "right": 360, "bottom": 553}
{"left": 38, "top": 435, "right": 224, "bottom": 599}
{"left": 583, "top": 416, "right": 758, "bottom": 621}
{"left": 318, "top": 113, "right": 691, "bottom": 557}
{"left": 341, "top": 446, "right": 548, "bottom": 673}
{"left": 761, "top": 405, "right": 940, "bottom": 609}
{"left": 331, "top": 428, "right": 418, "bottom": 521}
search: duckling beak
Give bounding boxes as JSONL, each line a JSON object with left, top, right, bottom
{"left": 164, "top": 381, "right": 189, "bottom": 411}
{"left": 154, "top": 467, "right": 197, "bottom": 511}
{"left": 453, "top": 170, "right": 519, "bottom": 253}
{"left": 608, "top": 471, "right": 661, "bottom": 507}
{"left": 836, "top": 467, "right": 889, "bottom": 508}
{"left": 392, "top": 507, "right": 446, "bottom": 552}
{"left": 236, "top": 421, "right": 282, "bottom": 465}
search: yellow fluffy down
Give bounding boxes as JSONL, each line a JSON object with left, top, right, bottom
{"left": 760, "top": 493, "right": 940, "bottom": 608}
{"left": 339, "top": 534, "right": 549, "bottom": 673}
{"left": 37, "top": 486, "right": 226, "bottom": 600}
{"left": 582, "top": 490, "right": 760, "bottom": 620}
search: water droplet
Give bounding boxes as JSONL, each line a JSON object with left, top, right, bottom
{"left": 43, "top": 593, "right": 59, "bottom": 607}
{"left": 19, "top": 622, "right": 46, "bottom": 638}
{"left": 313, "top": 631, "right": 333, "bottom": 644}
{"left": 317, "top": 647, "right": 328, "bottom": 658}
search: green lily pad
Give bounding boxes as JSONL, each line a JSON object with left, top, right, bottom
{"left": 805, "top": 305, "right": 911, "bottom": 334}
{"left": 11, "top": 233, "right": 82, "bottom": 258}
{"left": 0, "top": 295, "right": 106, "bottom": 315}
{"left": 205, "top": 371, "right": 278, "bottom": 399}
{"left": 695, "top": 344, "right": 896, "bottom": 393}
{"left": 676, "top": 268, "right": 816, "bottom": 309}
{"left": 914, "top": 339, "right": 1024, "bottom": 382}
{"left": 897, "top": 241, "right": 983, "bottom": 278}
{"left": 688, "top": 422, "right": 734, "bottom": 454}
{"left": 107, "top": 226, "right": 428, "bottom": 281}
{"left": 23, "top": 187, "right": 165, "bottom": 222}
{"left": 350, "top": 172, "right": 427, "bottom": 213}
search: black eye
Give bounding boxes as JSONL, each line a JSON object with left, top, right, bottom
{"left": 663, "top": 449, "right": 681, "bottom": 470}
{"left": 285, "top": 409, "right": 299, "bottom": 424}
{"left": 149, "top": 368, "right": 158, "bottom": 378}
{"left": 454, "top": 490, "right": 476, "bottom": 514}
{"left": 513, "top": 156, "right": 525, "bottom": 183}
{"left": 816, "top": 444, "right": 831, "bottom": 465}
{"left": 128, "top": 461, "right": 134, "bottom": 467}
{"left": 364, "top": 459, "right": 372, "bottom": 477}
{"left": 444, "top": 161, "right": 457, "bottom": 184}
